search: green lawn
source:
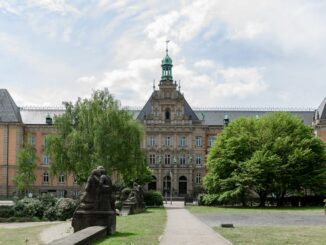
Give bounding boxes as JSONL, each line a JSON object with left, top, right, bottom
{"left": 0, "top": 224, "right": 52, "bottom": 245}
{"left": 96, "top": 208, "right": 166, "bottom": 245}
{"left": 215, "top": 225, "right": 326, "bottom": 245}
{"left": 187, "top": 205, "right": 324, "bottom": 214}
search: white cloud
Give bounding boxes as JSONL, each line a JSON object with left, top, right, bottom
{"left": 0, "top": 1, "right": 20, "bottom": 15}
{"left": 194, "top": 60, "right": 216, "bottom": 69}
{"left": 28, "top": 0, "right": 80, "bottom": 15}
{"left": 77, "top": 76, "right": 96, "bottom": 84}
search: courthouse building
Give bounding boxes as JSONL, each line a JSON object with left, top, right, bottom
{"left": 0, "top": 51, "right": 326, "bottom": 198}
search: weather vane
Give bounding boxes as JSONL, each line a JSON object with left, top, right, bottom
{"left": 165, "top": 40, "right": 170, "bottom": 54}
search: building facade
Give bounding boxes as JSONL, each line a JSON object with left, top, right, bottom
{"left": 1, "top": 52, "right": 326, "bottom": 198}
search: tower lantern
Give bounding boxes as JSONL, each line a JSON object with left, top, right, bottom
{"left": 161, "top": 40, "right": 173, "bottom": 81}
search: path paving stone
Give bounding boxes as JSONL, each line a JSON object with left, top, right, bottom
{"left": 160, "top": 202, "right": 231, "bottom": 245}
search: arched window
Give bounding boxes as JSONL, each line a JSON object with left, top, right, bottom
{"left": 165, "top": 108, "right": 170, "bottom": 120}
{"left": 43, "top": 172, "right": 49, "bottom": 183}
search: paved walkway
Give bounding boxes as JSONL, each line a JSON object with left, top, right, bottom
{"left": 160, "top": 202, "right": 231, "bottom": 245}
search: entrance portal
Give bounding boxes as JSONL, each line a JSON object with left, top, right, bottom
{"left": 179, "top": 176, "right": 187, "bottom": 195}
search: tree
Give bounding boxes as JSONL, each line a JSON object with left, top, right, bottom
{"left": 47, "top": 89, "right": 152, "bottom": 185}
{"left": 13, "top": 143, "right": 37, "bottom": 196}
{"left": 204, "top": 112, "right": 326, "bottom": 206}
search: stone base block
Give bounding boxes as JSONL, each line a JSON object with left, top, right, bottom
{"left": 72, "top": 210, "right": 116, "bottom": 235}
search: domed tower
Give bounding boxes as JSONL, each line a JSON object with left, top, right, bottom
{"left": 161, "top": 47, "right": 173, "bottom": 81}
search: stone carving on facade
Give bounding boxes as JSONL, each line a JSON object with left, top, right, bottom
{"left": 72, "top": 166, "right": 116, "bottom": 234}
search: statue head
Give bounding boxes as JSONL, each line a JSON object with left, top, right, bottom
{"left": 97, "top": 166, "right": 107, "bottom": 175}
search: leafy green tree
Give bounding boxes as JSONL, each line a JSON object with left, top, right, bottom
{"left": 204, "top": 112, "right": 326, "bottom": 206}
{"left": 47, "top": 89, "right": 152, "bottom": 185}
{"left": 13, "top": 143, "right": 37, "bottom": 196}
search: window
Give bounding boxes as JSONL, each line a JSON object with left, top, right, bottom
{"left": 58, "top": 190, "right": 65, "bottom": 198}
{"left": 164, "top": 154, "right": 171, "bottom": 165}
{"left": 179, "top": 154, "right": 186, "bottom": 165}
{"left": 195, "top": 173, "right": 201, "bottom": 184}
{"left": 195, "top": 154, "right": 202, "bottom": 165}
{"left": 73, "top": 191, "right": 79, "bottom": 198}
{"left": 42, "top": 155, "right": 49, "bottom": 165}
{"left": 73, "top": 176, "right": 78, "bottom": 184}
{"left": 179, "top": 136, "right": 186, "bottom": 146}
{"left": 208, "top": 136, "right": 216, "bottom": 147}
{"left": 43, "top": 172, "right": 49, "bottom": 183}
{"left": 149, "top": 154, "right": 156, "bottom": 164}
{"left": 148, "top": 136, "right": 156, "bottom": 146}
{"left": 42, "top": 136, "right": 48, "bottom": 146}
{"left": 58, "top": 174, "right": 65, "bottom": 184}
{"left": 165, "top": 136, "right": 171, "bottom": 146}
{"left": 165, "top": 108, "right": 170, "bottom": 120}
{"left": 28, "top": 135, "right": 35, "bottom": 145}
{"left": 195, "top": 136, "right": 202, "bottom": 147}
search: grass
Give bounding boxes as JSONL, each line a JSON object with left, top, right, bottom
{"left": 187, "top": 205, "right": 324, "bottom": 214}
{"left": 215, "top": 225, "right": 326, "bottom": 245}
{"left": 0, "top": 224, "right": 52, "bottom": 245}
{"left": 96, "top": 208, "right": 166, "bottom": 245}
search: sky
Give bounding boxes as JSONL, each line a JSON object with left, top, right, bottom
{"left": 0, "top": 0, "right": 326, "bottom": 109}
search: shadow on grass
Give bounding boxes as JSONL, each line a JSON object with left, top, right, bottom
{"left": 111, "top": 231, "right": 136, "bottom": 238}
{"left": 96, "top": 231, "right": 136, "bottom": 244}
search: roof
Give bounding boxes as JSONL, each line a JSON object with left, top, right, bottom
{"left": 17, "top": 107, "right": 314, "bottom": 126}
{"left": 195, "top": 110, "right": 314, "bottom": 126}
{"left": 0, "top": 89, "right": 22, "bottom": 123}
{"left": 316, "top": 97, "right": 326, "bottom": 120}
{"left": 20, "top": 107, "right": 65, "bottom": 124}
{"left": 136, "top": 91, "right": 200, "bottom": 122}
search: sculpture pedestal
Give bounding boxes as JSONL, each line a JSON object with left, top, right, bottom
{"left": 72, "top": 210, "right": 116, "bottom": 235}
{"left": 121, "top": 201, "right": 145, "bottom": 216}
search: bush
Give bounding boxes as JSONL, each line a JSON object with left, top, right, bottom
{"left": 144, "top": 191, "right": 163, "bottom": 206}
{"left": 44, "top": 206, "right": 57, "bottom": 221}
{"left": 13, "top": 198, "right": 44, "bottom": 218}
{"left": 38, "top": 194, "right": 57, "bottom": 209}
{"left": 55, "top": 198, "right": 77, "bottom": 221}
{"left": 198, "top": 194, "right": 221, "bottom": 206}
{"left": 0, "top": 206, "right": 14, "bottom": 218}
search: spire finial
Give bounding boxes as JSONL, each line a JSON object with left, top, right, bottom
{"left": 153, "top": 80, "right": 155, "bottom": 91}
{"left": 165, "top": 40, "right": 170, "bottom": 55}
{"left": 178, "top": 80, "right": 181, "bottom": 91}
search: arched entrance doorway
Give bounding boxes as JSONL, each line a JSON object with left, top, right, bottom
{"left": 148, "top": 176, "right": 157, "bottom": 191}
{"left": 179, "top": 176, "right": 187, "bottom": 195}
{"left": 163, "top": 175, "right": 171, "bottom": 196}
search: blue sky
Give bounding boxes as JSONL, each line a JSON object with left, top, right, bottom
{"left": 0, "top": 0, "right": 325, "bottom": 109}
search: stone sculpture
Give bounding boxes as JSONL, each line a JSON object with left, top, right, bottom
{"left": 121, "top": 182, "right": 145, "bottom": 215}
{"left": 72, "top": 166, "right": 116, "bottom": 234}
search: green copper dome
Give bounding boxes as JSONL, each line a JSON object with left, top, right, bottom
{"left": 162, "top": 54, "right": 173, "bottom": 65}
{"left": 161, "top": 53, "right": 173, "bottom": 80}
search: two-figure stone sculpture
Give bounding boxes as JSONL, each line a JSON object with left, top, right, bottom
{"left": 72, "top": 166, "right": 116, "bottom": 234}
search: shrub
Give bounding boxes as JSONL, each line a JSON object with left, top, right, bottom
{"left": 0, "top": 206, "right": 14, "bottom": 218}
{"left": 198, "top": 194, "right": 221, "bottom": 206}
{"left": 44, "top": 207, "right": 57, "bottom": 221}
{"left": 144, "top": 191, "right": 163, "bottom": 206}
{"left": 55, "top": 198, "right": 77, "bottom": 221}
{"left": 38, "top": 194, "right": 57, "bottom": 209}
{"left": 13, "top": 198, "right": 44, "bottom": 218}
